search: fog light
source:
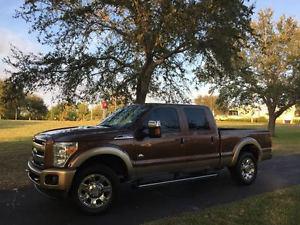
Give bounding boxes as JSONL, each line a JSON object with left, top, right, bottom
{"left": 45, "top": 175, "right": 59, "bottom": 185}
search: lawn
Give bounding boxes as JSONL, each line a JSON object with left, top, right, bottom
{"left": 0, "top": 120, "right": 299, "bottom": 190}
{"left": 0, "top": 120, "right": 97, "bottom": 190}
{"left": 0, "top": 120, "right": 300, "bottom": 224}
{"left": 144, "top": 122, "right": 300, "bottom": 225}
{"left": 144, "top": 185, "right": 300, "bottom": 225}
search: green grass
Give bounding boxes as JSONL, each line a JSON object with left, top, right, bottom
{"left": 144, "top": 122, "right": 300, "bottom": 225}
{"left": 0, "top": 120, "right": 97, "bottom": 190}
{"left": 144, "top": 185, "right": 300, "bottom": 225}
{"left": 0, "top": 120, "right": 299, "bottom": 190}
{"left": 0, "top": 120, "right": 300, "bottom": 224}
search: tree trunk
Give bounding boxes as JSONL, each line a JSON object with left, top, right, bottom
{"left": 135, "top": 77, "right": 150, "bottom": 104}
{"left": 268, "top": 113, "right": 276, "bottom": 137}
{"left": 15, "top": 108, "right": 18, "bottom": 120}
{"left": 135, "top": 58, "right": 156, "bottom": 104}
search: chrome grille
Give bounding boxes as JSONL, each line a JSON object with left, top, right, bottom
{"left": 32, "top": 138, "right": 45, "bottom": 168}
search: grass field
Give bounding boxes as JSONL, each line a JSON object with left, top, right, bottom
{"left": 0, "top": 120, "right": 97, "bottom": 190}
{"left": 0, "top": 120, "right": 299, "bottom": 190}
{"left": 0, "top": 120, "right": 299, "bottom": 224}
{"left": 144, "top": 121, "right": 300, "bottom": 225}
{"left": 144, "top": 185, "right": 300, "bottom": 225}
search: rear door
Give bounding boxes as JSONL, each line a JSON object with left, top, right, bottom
{"left": 181, "top": 106, "right": 220, "bottom": 171}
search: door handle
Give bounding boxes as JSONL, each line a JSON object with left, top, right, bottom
{"left": 210, "top": 136, "right": 214, "bottom": 144}
{"left": 180, "top": 137, "right": 185, "bottom": 144}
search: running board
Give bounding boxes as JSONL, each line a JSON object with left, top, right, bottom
{"left": 136, "top": 173, "right": 218, "bottom": 188}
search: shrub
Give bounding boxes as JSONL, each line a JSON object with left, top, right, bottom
{"left": 293, "top": 118, "right": 300, "bottom": 125}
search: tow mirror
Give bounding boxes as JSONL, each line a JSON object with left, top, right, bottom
{"left": 148, "top": 120, "right": 161, "bottom": 138}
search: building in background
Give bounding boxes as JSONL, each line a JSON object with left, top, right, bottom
{"left": 215, "top": 105, "right": 300, "bottom": 124}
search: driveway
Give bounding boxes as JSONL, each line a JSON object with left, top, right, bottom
{"left": 1, "top": 154, "right": 300, "bottom": 225}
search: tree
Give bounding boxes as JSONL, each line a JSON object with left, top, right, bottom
{"left": 91, "top": 104, "right": 104, "bottom": 121}
{"left": 199, "top": 9, "right": 300, "bottom": 136}
{"left": 0, "top": 80, "right": 5, "bottom": 119}
{"left": 48, "top": 103, "right": 78, "bottom": 121}
{"left": 77, "top": 102, "right": 90, "bottom": 120}
{"left": 295, "top": 104, "right": 300, "bottom": 117}
{"left": 5, "top": 0, "right": 253, "bottom": 104}
{"left": 0, "top": 80, "right": 25, "bottom": 120}
{"left": 48, "top": 104, "right": 65, "bottom": 120}
{"left": 23, "top": 95, "right": 48, "bottom": 120}
{"left": 62, "top": 105, "right": 78, "bottom": 121}
{"left": 194, "top": 95, "right": 228, "bottom": 115}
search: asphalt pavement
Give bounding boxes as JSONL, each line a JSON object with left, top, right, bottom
{"left": 1, "top": 154, "right": 300, "bottom": 225}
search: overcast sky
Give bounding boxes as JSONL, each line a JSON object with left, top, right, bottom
{"left": 0, "top": 0, "right": 299, "bottom": 106}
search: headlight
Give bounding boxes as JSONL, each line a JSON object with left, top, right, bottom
{"left": 53, "top": 142, "right": 78, "bottom": 167}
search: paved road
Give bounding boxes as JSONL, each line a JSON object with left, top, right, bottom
{"left": 1, "top": 154, "right": 300, "bottom": 225}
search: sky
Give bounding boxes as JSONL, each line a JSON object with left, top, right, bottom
{"left": 0, "top": 0, "right": 299, "bottom": 106}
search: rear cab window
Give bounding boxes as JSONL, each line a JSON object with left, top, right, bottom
{"left": 183, "top": 107, "right": 210, "bottom": 130}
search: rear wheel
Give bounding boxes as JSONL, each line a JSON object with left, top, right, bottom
{"left": 71, "top": 164, "right": 119, "bottom": 214}
{"left": 229, "top": 152, "right": 257, "bottom": 185}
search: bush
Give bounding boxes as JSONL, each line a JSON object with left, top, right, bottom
{"left": 293, "top": 118, "right": 300, "bottom": 125}
{"left": 254, "top": 116, "right": 268, "bottom": 123}
{"left": 224, "top": 116, "right": 268, "bottom": 123}
{"left": 226, "top": 117, "right": 252, "bottom": 122}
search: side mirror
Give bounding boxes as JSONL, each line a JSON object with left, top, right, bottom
{"left": 148, "top": 120, "right": 161, "bottom": 138}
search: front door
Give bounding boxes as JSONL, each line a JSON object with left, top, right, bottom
{"left": 133, "top": 106, "right": 185, "bottom": 176}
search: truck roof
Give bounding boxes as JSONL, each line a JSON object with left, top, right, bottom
{"left": 141, "top": 103, "right": 209, "bottom": 108}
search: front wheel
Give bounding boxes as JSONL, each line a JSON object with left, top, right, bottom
{"left": 71, "top": 164, "right": 119, "bottom": 214}
{"left": 229, "top": 152, "right": 257, "bottom": 185}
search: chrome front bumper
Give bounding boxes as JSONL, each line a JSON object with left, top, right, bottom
{"left": 27, "top": 161, "right": 76, "bottom": 191}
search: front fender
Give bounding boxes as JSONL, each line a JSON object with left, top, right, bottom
{"left": 68, "top": 146, "right": 134, "bottom": 178}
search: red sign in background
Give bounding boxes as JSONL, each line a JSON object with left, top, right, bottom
{"left": 101, "top": 100, "right": 108, "bottom": 109}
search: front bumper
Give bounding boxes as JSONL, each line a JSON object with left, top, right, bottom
{"left": 27, "top": 161, "right": 76, "bottom": 192}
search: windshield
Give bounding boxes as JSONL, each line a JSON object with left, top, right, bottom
{"left": 99, "top": 105, "right": 148, "bottom": 128}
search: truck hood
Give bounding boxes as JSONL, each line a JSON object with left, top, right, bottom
{"left": 34, "top": 125, "right": 129, "bottom": 142}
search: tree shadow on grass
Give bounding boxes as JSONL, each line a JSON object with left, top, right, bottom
{"left": 0, "top": 140, "right": 31, "bottom": 190}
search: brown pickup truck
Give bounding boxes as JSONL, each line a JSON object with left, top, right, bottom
{"left": 27, "top": 104, "right": 272, "bottom": 213}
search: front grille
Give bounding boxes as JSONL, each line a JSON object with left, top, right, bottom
{"left": 32, "top": 138, "right": 46, "bottom": 169}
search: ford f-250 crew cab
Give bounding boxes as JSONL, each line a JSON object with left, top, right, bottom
{"left": 27, "top": 104, "right": 272, "bottom": 213}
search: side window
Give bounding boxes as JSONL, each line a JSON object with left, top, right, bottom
{"left": 145, "top": 107, "right": 180, "bottom": 133}
{"left": 184, "top": 107, "right": 209, "bottom": 130}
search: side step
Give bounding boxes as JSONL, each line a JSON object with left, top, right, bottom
{"left": 136, "top": 173, "right": 218, "bottom": 188}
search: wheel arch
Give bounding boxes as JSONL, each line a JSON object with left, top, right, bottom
{"left": 69, "top": 146, "right": 134, "bottom": 181}
{"left": 230, "top": 137, "right": 262, "bottom": 166}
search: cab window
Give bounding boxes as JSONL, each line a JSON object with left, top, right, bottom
{"left": 183, "top": 107, "right": 209, "bottom": 130}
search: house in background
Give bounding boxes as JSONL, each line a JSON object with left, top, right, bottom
{"left": 215, "top": 105, "right": 300, "bottom": 124}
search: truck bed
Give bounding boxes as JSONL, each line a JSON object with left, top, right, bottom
{"left": 218, "top": 128, "right": 272, "bottom": 165}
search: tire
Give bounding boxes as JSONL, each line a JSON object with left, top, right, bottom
{"left": 229, "top": 152, "right": 257, "bottom": 185}
{"left": 71, "top": 164, "right": 120, "bottom": 214}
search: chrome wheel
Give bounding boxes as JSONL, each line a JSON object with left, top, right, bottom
{"left": 78, "top": 174, "right": 112, "bottom": 209}
{"left": 240, "top": 158, "right": 255, "bottom": 181}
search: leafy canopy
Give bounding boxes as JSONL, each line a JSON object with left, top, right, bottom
{"left": 199, "top": 9, "right": 300, "bottom": 135}
{"left": 5, "top": 0, "right": 253, "bottom": 104}
{"left": 0, "top": 79, "right": 48, "bottom": 119}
